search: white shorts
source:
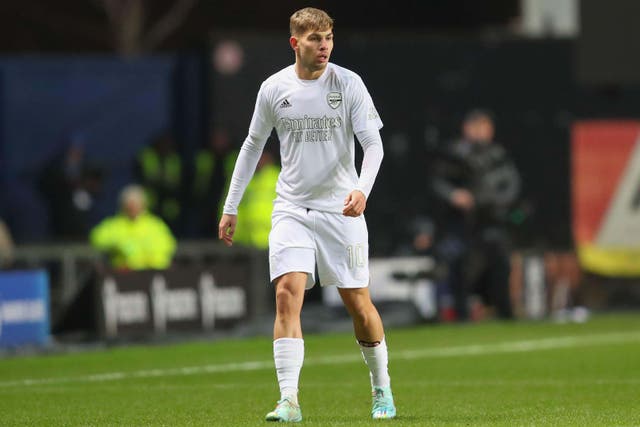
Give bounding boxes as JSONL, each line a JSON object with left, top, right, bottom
{"left": 269, "top": 198, "right": 370, "bottom": 289}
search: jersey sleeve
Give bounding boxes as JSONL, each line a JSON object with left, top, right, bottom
{"left": 354, "top": 128, "right": 384, "bottom": 198}
{"left": 349, "top": 76, "right": 383, "bottom": 134}
{"left": 248, "top": 82, "right": 276, "bottom": 138}
{"left": 222, "top": 83, "right": 275, "bottom": 215}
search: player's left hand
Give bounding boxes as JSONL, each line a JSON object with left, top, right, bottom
{"left": 343, "top": 190, "right": 366, "bottom": 217}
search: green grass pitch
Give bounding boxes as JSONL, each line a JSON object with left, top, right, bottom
{"left": 0, "top": 313, "right": 639, "bottom": 426}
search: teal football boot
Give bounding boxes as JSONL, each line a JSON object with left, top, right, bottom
{"left": 371, "top": 386, "right": 396, "bottom": 420}
{"left": 265, "top": 397, "right": 302, "bottom": 423}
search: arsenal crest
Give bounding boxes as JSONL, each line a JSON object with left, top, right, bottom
{"left": 327, "top": 92, "right": 342, "bottom": 109}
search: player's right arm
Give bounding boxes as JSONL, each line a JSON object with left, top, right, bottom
{"left": 218, "top": 83, "right": 275, "bottom": 246}
{"left": 218, "top": 214, "right": 237, "bottom": 247}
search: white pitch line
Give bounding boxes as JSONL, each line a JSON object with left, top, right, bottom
{"left": 0, "top": 331, "right": 638, "bottom": 389}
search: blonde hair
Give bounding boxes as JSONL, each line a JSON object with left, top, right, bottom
{"left": 290, "top": 7, "right": 333, "bottom": 37}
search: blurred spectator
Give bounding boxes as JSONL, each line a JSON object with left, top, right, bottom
{"left": 90, "top": 185, "right": 176, "bottom": 271}
{"left": 187, "top": 128, "right": 238, "bottom": 237}
{"left": 396, "top": 215, "right": 436, "bottom": 257}
{"left": 134, "top": 132, "right": 183, "bottom": 234}
{"left": 431, "top": 109, "right": 521, "bottom": 321}
{"left": 409, "top": 216, "right": 436, "bottom": 256}
{"left": 38, "top": 133, "right": 103, "bottom": 240}
{"left": 0, "top": 218, "right": 15, "bottom": 268}
{"left": 232, "top": 151, "right": 280, "bottom": 249}
{"left": 395, "top": 215, "right": 454, "bottom": 321}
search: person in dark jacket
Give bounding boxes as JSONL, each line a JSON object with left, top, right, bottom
{"left": 431, "top": 109, "right": 521, "bottom": 321}
{"left": 38, "top": 133, "right": 103, "bottom": 240}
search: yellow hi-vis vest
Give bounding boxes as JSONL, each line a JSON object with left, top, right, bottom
{"left": 90, "top": 211, "right": 176, "bottom": 270}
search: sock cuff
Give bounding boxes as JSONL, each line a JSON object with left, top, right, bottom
{"left": 358, "top": 336, "right": 386, "bottom": 348}
{"left": 274, "top": 337, "right": 304, "bottom": 346}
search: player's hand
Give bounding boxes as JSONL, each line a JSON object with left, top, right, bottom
{"left": 218, "top": 214, "right": 238, "bottom": 247}
{"left": 343, "top": 190, "right": 367, "bottom": 217}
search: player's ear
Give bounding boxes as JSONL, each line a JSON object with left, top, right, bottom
{"left": 289, "top": 36, "right": 298, "bottom": 51}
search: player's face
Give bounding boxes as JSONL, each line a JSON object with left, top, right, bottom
{"left": 124, "top": 198, "right": 144, "bottom": 219}
{"left": 293, "top": 28, "right": 333, "bottom": 73}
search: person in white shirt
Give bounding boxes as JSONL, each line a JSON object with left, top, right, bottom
{"left": 218, "top": 7, "right": 396, "bottom": 422}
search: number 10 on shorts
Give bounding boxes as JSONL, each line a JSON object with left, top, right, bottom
{"left": 347, "top": 244, "right": 365, "bottom": 269}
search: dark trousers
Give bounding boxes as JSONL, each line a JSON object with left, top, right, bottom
{"left": 439, "top": 227, "right": 513, "bottom": 321}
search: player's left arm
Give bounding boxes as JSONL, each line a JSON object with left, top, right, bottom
{"left": 343, "top": 75, "right": 384, "bottom": 217}
{"left": 343, "top": 128, "right": 384, "bottom": 217}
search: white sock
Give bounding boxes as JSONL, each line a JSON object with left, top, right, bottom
{"left": 273, "top": 338, "right": 304, "bottom": 404}
{"left": 359, "top": 338, "right": 391, "bottom": 389}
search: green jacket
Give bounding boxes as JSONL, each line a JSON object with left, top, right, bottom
{"left": 90, "top": 212, "right": 176, "bottom": 270}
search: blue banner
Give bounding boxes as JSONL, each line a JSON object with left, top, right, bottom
{"left": 0, "top": 270, "right": 50, "bottom": 348}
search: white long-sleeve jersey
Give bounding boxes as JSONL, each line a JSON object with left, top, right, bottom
{"left": 223, "top": 62, "right": 384, "bottom": 215}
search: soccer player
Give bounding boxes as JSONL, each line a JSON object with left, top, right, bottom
{"left": 218, "top": 7, "right": 396, "bottom": 422}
